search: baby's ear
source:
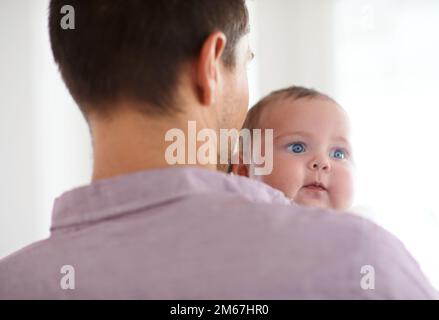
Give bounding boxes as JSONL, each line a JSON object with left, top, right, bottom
{"left": 230, "top": 153, "right": 249, "bottom": 177}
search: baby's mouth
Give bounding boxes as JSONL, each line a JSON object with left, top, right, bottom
{"left": 303, "top": 182, "right": 327, "bottom": 192}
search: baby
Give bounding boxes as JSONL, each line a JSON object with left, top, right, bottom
{"left": 231, "top": 86, "right": 354, "bottom": 211}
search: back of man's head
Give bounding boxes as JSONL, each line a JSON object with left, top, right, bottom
{"left": 49, "top": 0, "right": 249, "bottom": 117}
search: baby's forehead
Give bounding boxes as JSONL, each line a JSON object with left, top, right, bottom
{"left": 255, "top": 98, "right": 350, "bottom": 143}
{"left": 257, "top": 96, "right": 347, "bottom": 126}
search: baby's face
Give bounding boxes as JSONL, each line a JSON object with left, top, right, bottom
{"left": 249, "top": 97, "right": 354, "bottom": 211}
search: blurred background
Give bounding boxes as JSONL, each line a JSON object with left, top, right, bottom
{"left": 1, "top": 0, "right": 438, "bottom": 289}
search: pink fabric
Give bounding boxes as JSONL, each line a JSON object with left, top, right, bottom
{"left": 0, "top": 167, "right": 437, "bottom": 299}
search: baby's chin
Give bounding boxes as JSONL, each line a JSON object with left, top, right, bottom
{"left": 289, "top": 189, "right": 341, "bottom": 211}
{"left": 292, "top": 196, "right": 350, "bottom": 212}
{"left": 294, "top": 197, "right": 331, "bottom": 210}
{"left": 282, "top": 186, "right": 350, "bottom": 211}
{"left": 292, "top": 188, "right": 328, "bottom": 207}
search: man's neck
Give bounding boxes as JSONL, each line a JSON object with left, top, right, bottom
{"left": 89, "top": 107, "right": 218, "bottom": 182}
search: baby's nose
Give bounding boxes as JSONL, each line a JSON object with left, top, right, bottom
{"left": 309, "top": 158, "right": 331, "bottom": 172}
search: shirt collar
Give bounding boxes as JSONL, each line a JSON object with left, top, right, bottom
{"left": 51, "top": 167, "right": 290, "bottom": 231}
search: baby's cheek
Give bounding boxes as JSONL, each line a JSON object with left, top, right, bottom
{"left": 259, "top": 168, "right": 292, "bottom": 195}
{"left": 258, "top": 158, "right": 303, "bottom": 198}
{"left": 330, "top": 166, "right": 354, "bottom": 210}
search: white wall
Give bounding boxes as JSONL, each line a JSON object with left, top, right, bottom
{"left": 0, "top": 0, "right": 39, "bottom": 258}
{"left": 332, "top": 0, "right": 439, "bottom": 289}
{"left": 250, "top": 0, "right": 336, "bottom": 100}
{"left": 0, "top": 0, "right": 92, "bottom": 258}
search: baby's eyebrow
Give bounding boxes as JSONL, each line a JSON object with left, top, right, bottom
{"left": 332, "top": 138, "right": 353, "bottom": 155}
{"left": 274, "top": 131, "right": 313, "bottom": 140}
{"left": 333, "top": 136, "right": 351, "bottom": 147}
{"left": 274, "top": 132, "right": 352, "bottom": 148}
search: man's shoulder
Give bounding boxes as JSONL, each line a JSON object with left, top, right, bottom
{"left": 0, "top": 238, "right": 50, "bottom": 267}
{"left": 192, "top": 196, "right": 438, "bottom": 298}
{"left": 1, "top": 175, "right": 437, "bottom": 299}
{"left": 0, "top": 238, "right": 53, "bottom": 298}
{"left": 196, "top": 190, "right": 374, "bottom": 238}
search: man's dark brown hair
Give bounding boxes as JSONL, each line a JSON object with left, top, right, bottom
{"left": 49, "top": 0, "right": 249, "bottom": 117}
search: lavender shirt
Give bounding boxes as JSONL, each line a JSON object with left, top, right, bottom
{"left": 0, "top": 167, "right": 437, "bottom": 299}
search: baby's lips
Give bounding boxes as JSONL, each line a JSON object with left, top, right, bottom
{"left": 303, "top": 182, "right": 327, "bottom": 191}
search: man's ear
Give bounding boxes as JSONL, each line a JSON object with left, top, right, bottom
{"left": 195, "top": 32, "right": 227, "bottom": 106}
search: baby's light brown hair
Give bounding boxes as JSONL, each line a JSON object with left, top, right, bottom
{"left": 243, "top": 86, "right": 336, "bottom": 131}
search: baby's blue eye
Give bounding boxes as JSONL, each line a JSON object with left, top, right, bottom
{"left": 287, "top": 143, "right": 306, "bottom": 154}
{"left": 330, "top": 148, "right": 346, "bottom": 159}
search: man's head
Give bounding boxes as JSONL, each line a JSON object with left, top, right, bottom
{"left": 233, "top": 86, "right": 354, "bottom": 211}
{"left": 49, "top": 1, "right": 253, "bottom": 179}
{"left": 49, "top": 0, "right": 251, "bottom": 128}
